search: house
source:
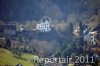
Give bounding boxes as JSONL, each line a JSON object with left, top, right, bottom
{"left": 36, "top": 17, "right": 51, "bottom": 32}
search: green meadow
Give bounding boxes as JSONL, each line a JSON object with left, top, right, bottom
{"left": 0, "top": 48, "right": 37, "bottom": 66}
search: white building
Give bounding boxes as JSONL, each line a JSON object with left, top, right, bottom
{"left": 36, "top": 17, "right": 51, "bottom": 32}
{"left": 20, "top": 25, "right": 24, "bottom": 31}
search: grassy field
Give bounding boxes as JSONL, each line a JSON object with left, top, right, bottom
{"left": 0, "top": 48, "right": 37, "bottom": 66}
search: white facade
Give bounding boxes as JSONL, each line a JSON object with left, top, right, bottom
{"left": 36, "top": 18, "right": 51, "bottom": 32}
{"left": 20, "top": 25, "right": 24, "bottom": 31}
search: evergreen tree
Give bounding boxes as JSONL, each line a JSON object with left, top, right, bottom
{"left": 77, "top": 22, "right": 84, "bottom": 54}
{"left": 5, "top": 38, "right": 11, "bottom": 49}
{"left": 79, "top": 22, "right": 84, "bottom": 37}
{"left": 79, "top": 22, "right": 84, "bottom": 46}
{"left": 66, "top": 23, "right": 73, "bottom": 35}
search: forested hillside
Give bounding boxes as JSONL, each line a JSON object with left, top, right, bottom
{"left": 0, "top": 0, "right": 100, "bottom": 66}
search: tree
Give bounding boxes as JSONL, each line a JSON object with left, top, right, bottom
{"left": 65, "top": 23, "right": 74, "bottom": 41}
{"left": 79, "top": 22, "right": 84, "bottom": 46}
{"left": 61, "top": 48, "right": 68, "bottom": 58}
{"left": 70, "top": 52, "right": 75, "bottom": 61}
{"left": 5, "top": 38, "right": 11, "bottom": 49}
{"left": 75, "top": 22, "right": 85, "bottom": 55}
{"left": 17, "top": 34, "right": 23, "bottom": 42}
{"left": 79, "top": 22, "right": 84, "bottom": 37}
{"left": 67, "top": 23, "right": 73, "bottom": 35}
{"left": 54, "top": 48, "right": 61, "bottom": 58}
{"left": 12, "top": 48, "right": 23, "bottom": 58}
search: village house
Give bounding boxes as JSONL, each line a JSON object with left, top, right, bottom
{"left": 36, "top": 17, "right": 51, "bottom": 32}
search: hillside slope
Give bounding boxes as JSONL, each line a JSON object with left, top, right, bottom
{"left": 0, "top": 48, "right": 36, "bottom": 66}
